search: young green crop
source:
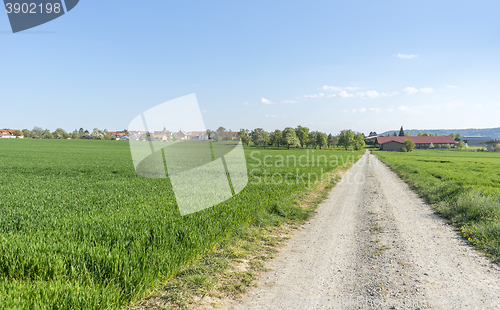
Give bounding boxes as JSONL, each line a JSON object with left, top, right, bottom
{"left": 0, "top": 139, "right": 363, "bottom": 309}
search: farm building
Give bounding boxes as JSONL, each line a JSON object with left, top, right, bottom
{"left": 458, "top": 136, "right": 493, "bottom": 147}
{"left": 375, "top": 136, "right": 457, "bottom": 151}
{"left": 481, "top": 140, "right": 500, "bottom": 151}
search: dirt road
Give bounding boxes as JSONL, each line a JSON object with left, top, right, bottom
{"left": 222, "top": 152, "right": 500, "bottom": 309}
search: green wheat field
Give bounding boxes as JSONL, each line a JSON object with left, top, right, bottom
{"left": 0, "top": 139, "right": 362, "bottom": 309}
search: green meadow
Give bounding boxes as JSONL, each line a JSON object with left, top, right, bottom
{"left": 0, "top": 139, "right": 363, "bottom": 309}
{"left": 374, "top": 149, "right": 500, "bottom": 262}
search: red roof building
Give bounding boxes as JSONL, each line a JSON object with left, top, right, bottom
{"left": 375, "top": 136, "right": 457, "bottom": 151}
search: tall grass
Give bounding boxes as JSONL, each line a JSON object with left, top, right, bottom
{"left": 0, "top": 139, "right": 363, "bottom": 309}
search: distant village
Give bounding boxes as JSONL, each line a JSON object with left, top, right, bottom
{"left": 0, "top": 128, "right": 239, "bottom": 142}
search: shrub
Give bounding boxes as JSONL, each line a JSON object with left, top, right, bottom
{"left": 446, "top": 144, "right": 452, "bottom": 149}
{"left": 401, "top": 147, "right": 408, "bottom": 152}
{"left": 493, "top": 144, "right": 500, "bottom": 152}
{"left": 429, "top": 143, "right": 434, "bottom": 149}
{"left": 403, "top": 139, "right": 415, "bottom": 152}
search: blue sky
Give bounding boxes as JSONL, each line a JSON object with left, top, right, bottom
{"left": 1, "top": 0, "right": 500, "bottom": 135}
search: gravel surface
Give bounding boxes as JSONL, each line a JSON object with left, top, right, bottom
{"left": 221, "top": 152, "right": 500, "bottom": 309}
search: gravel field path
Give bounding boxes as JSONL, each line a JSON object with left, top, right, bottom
{"left": 221, "top": 151, "right": 500, "bottom": 310}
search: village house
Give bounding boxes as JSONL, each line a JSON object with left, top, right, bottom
{"left": 189, "top": 131, "right": 208, "bottom": 140}
{"left": 177, "top": 130, "right": 191, "bottom": 140}
{"left": 0, "top": 129, "right": 23, "bottom": 138}
{"left": 375, "top": 136, "right": 457, "bottom": 151}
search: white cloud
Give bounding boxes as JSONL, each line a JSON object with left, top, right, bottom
{"left": 397, "top": 53, "right": 418, "bottom": 59}
{"left": 357, "top": 90, "right": 380, "bottom": 98}
{"left": 345, "top": 86, "right": 361, "bottom": 91}
{"left": 244, "top": 102, "right": 252, "bottom": 106}
{"left": 265, "top": 114, "right": 277, "bottom": 118}
{"left": 359, "top": 108, "right": 367, "bottom": 113}
{"left": 281, "top": 100, "right": 298, "bottom": 103}
{"left": 261, "top": 98, "right": 274, "bottom": 104}
{"left": 420, "top": 87, "right": 434, "bottom": 94}
{"left": 304, "top": 93, "right": 325, "bottom": 98}
{"left": 493, "top": 102, "right": 500, "bottom": 107}
{"left": 402, "top": 87, "right": 419, "bottom": 94}
{"left": 474, "top": 104, "right": 483, "bottom": 108}
{"left": 398, "top": 105, "right": 409, "bottom": 111}
{"left": 338, "top": 91, "right": 354, "bottom": 98}
{"left": 326, "top": 94, "right": 337, "bottom": 98}
{"left": 387, "top": 108, "right": 394, "bottom": 112}
{"left": 381, "top": 92, "right": 397, "bottom": 97}
{"left": 352, "top": 109, "right": 357, "bottom": 113}
{"left": 322, "top": 85, "right": 342, "bottom": 91}
{"left": 369, "top": 108, "right": 382, "bottom": 113}
{"left": 340, "top": 109, "right": 349, "bottom": 113}
{"left": 446, "top": 85, "right": 458, "bottom": 89}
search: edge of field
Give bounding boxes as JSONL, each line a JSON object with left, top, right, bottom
{"left": 373, "top": 150, "right": 500, "bottom": 265}
{"left": 127, "top": 152, "right": 362, "bottom": 310}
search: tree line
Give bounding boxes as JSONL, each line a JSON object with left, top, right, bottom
{"left": 20, "top": 127, "right": 123, "bottom": 140}
{"left": 235, "top": 126, "right": 366, "bottom": 150}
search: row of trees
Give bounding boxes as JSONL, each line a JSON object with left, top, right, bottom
{"left": 236, "top": 126, "right": 365, "bottom": 150}
{"left": 21, "top": 127, "right": 119, "bottom": 140}
{"left": 388, "top": 127, "right": 462, "bottom": 141}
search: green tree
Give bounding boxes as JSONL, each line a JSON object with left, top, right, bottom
{"left": 316, "top": 132, "right": 328, "bottom": 149}
{"left": 41, "top": 129, "right": 54, "bottom": 139}
{"left": 338, "top": 129, "right": 355, "bottom": 150}
{"left": 353, "top": 132, "right": 365, "bottom": 150}
{"left": 392, "top": 132, "right": 398, "bottom": 136}
{"left": 269, "top": 129, "right": 282, "bottom": 147}
{"left": 403, "top": 139, "right": 415, "bottom": 152}
{"left": 12, "top": 130, "right": 22, "bottom": 138}
{"left": 216, "top": 127, "right": 227, "bottom": 141}
{"left": 91, "top": 128, "right": 105, "bottom": 140}
{"left": 399, "top": 126, "right": 405, "bottom": 136}
{"left": 53, "top": 128, "right": 68, "bottom": 139}
{"left": 417, "top": 132, "right": 423, "bottom": 136}
{"left": 22, "top": 129, "right": 31, "bottom": 138}
{"left": 327, "top": 134, "right": 338, "bottom": 148}
{"left": 295, "top": 125, "right": 310, "bottom": 148}
{"left": 429, "top": 143, "right": 435, "bottom": 149}
{"left": 171, "top": 133, "right": 179, "bottom": 141}
{"left": 206, "top": 129, "right": 213, "bottom": 141}
{"left": 32, "top": 126, "right": 43, "bottom": 138}
{"left": 446, "top": 143, "right": 452, "bottom": 149}
{"left": 238, "top": 129, "right": 251, "bottom": 146}
{"left": 282, "top": 127, "right": 299, "bottom": 149}
{"left": 251, "top": 128, "right": 267, "bottom": 146}
{"left": 457, "top": 141, "right": 466, "bottom": 150}
{"left": 308, "top": 131, "right": 318, "bottom": 149}
{"left": 70, "top": 130, "right": 80, "bottom": 139}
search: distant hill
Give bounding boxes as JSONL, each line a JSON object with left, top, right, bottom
{"left": 380, "top": 127, "right": 500, "bottom": 139}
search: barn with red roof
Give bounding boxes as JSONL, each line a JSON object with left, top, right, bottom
{"left": 375, "top": 136, "right": 457, "bottom": 151}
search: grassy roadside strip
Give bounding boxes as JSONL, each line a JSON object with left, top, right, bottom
{"left": 373, "top": 151, "right": 500, "bottom": 264}
{"left": 128, "top": 154, "right": 363, "bottom": 310}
